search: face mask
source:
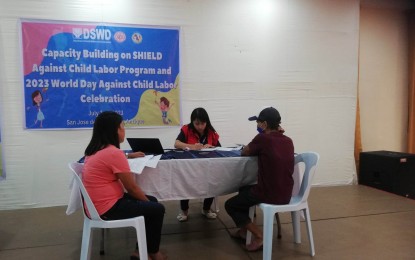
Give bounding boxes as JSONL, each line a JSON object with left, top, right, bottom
{"left": 257, "top": 127, "right": 264, "bottom": 133}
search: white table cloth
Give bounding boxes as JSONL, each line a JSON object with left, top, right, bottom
{"left": 67, "top": 155, "right": 300, "bottom": 214}
{"left": 134, "top": 156, "right": 259, "bottom": 201}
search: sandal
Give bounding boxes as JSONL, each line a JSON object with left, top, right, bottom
{"left": 246, "top": 239, "right": 263, "bottom": 252}
{"left": 177, "top": 212, "right": 188, "bottom": 222}
{"left": 201, "top": 209, "right": 217, "bottom": 219}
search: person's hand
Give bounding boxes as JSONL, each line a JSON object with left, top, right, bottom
{"left": 192, "top": 143, "right": 204, "bottom": 150}
{"left": 203, "top": 144, "right": 214, "bottom": 149}
{"left": 128, "top": 151, "right": 145, "bottom": 158}
{"left": 278, "top": 126, "right": 285, "bottom": 133}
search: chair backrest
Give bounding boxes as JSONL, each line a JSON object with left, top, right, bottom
{"left": 68, "top": 162, "right": 102, "bottom": 221}
{"left": 293, "top": 152, "right": 319, "bottom": 204}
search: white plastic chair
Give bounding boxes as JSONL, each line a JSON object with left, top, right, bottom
{"left": 68, "top": 162, "right": 148, "bottom": 260}
{"left": 248, "top": 152, "right": 319, "bottom": 259}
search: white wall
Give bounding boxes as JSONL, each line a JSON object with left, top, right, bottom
{"left": 0, "top": 0, "right": 361, "bottom": 209}
{"left": 359, "top": 6, "right": 409, "bottom": 152}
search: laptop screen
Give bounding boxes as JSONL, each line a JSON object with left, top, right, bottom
{"left": 126, "top": 138, "right": 165, "bottom": 155}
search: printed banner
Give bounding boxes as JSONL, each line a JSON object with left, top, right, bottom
{"left": 21, "top": 20, "right": 180, "bottom": 129}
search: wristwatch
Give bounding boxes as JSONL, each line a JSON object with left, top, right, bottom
{"left": 125, "top": 152, "right": 129, "bottom": 159}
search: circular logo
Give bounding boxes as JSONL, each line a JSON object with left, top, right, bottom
{"left": 132, "top": 33, "right": 143, "bottom": 44}
{"left": 114, "top": 31, "right": 126, "bottom": 43}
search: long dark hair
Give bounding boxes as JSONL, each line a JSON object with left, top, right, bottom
{"left": 84, "top": 111, "right": 123, "bottom": 156}
{"left": 188, "top": 107, "right": 216, "bottom": 134}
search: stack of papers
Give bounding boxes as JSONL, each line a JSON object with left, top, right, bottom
{"left": 128, "top": 155, "right": 161, "bottom": 174}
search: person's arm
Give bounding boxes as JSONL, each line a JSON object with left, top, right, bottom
{"left": 241, "top": 144, "right": 251, "bottom": 156}
{"left": 174, "top": 129, "right": 203, "bottom": 150}
{"left": 126, "top": 151, "right": 145, "bottom": 159}
{"left": 174, "top": 139, "right": 188, "bottom": 150}
{"left": 117, "top": 172, "right": 149, "bottom": 201}
{"left": 174, "top": 130, "right": 187, "bottom": 149}
{"left": 200, "top": 130, "right": 219, "bottom": 148}
{"left": 174, "top": 140, "right": 203, "bottom": 150}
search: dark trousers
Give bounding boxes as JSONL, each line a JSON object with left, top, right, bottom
{"left": 101, "top": 193, "right": 165, "bottom": 254}
{"left": 225, "top": 185, "right": 261, "bottom": 228}
{"left": 180, "top": 197, "right": 214, "bottom": 211}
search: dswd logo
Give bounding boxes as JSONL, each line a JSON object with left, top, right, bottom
{"left": 73, "top": 28, "right": 112, "bottom": 42}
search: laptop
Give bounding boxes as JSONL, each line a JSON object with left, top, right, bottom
{"left": 127, "top": 138, "right": 165, "bottom": 155}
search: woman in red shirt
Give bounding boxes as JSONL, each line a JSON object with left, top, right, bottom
{"left": 174, "top": 107, "right": 220, "bottom": 222}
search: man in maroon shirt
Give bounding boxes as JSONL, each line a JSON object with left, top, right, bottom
{"left": 225, "top": 107, "right": 294, "bottom": 251}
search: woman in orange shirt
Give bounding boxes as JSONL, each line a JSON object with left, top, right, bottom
{"left": 83, "top": 111, "right": 166, "bottom": 260}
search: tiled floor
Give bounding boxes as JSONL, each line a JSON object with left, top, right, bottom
{"left": 1, "top": 185, "right": 415, "bottom": 260}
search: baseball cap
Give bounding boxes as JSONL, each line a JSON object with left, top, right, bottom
{"left": 248, "top": 107, "right": 281, "bottom": 124}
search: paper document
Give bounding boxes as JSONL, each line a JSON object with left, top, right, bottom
{"left": 146, "top": 154, "right": 161, "bottom": 168}
{"left": 128, "top": 155, "right": 154, "bottom": 174}
{"left": 200, "top": 146, "right": 242, "bottom": 152}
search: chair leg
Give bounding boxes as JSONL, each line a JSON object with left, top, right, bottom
{"left": 303, "top": 208, "right": 315, "bottom": 256}
{"left": 213, "top": 197, "right": 220, "bottom": 213}
{"left": 135, "top": 218, "right": 148, "bottom": 260}
{"left": 246, "top": 206, "right": 256, "bottom": 245}
{"left": 99, "top": 229, "right": 105, "bottom": 255}
{"left": 80, "top": 221, "right": 92, "bottom": 260}
{"left": 291, "top": 211, "right": 301, "bottom": 244}
{"left": 275, "top": 213, "right": 282, "bottom": 239}
{"left": 262, "top": 208, "right": 275, "bottom": 260}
